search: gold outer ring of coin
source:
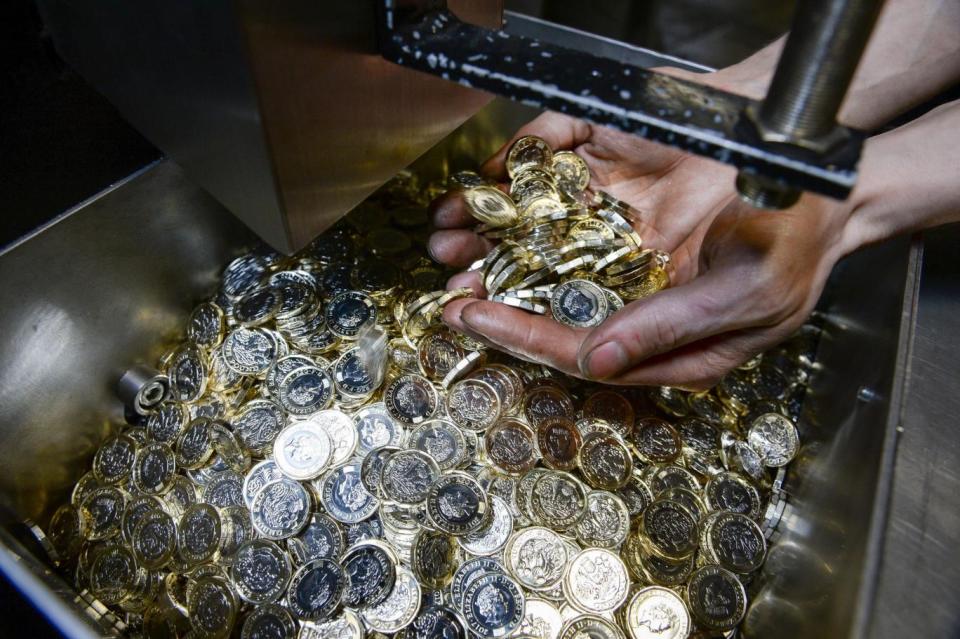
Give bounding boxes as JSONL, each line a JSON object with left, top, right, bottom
{"left": 484, "top": 418, "right": 538, "bottom": 476}
{"left": 624, "top": 586, "right": 690, "bottom": 639}
{"left": 464, "top": 185, "right": 519, "bottom": 227}
{"left": 506, "top": 136, "right": 554, "bottom": 178}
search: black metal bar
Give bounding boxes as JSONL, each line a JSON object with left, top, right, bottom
{"left": 378, "top": 2, "right": 866, "bottom": 200}
{"left": 734, "top": 0, "right": 885, "bottom": 208}
{"left": 759, "top": 0, "right": 885, "bottom": 143}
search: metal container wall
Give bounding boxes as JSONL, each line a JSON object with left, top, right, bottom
{"left": 0, "top": 99, "right": 914, "bottom": 638}
{"left": 35, "top": 0, "right": 502, "bottom": 254}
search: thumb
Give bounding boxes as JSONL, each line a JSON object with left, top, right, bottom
{"left": 577, "top": 272, "right": 742, "bottom": 380}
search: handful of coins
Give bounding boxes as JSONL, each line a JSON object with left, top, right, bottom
{"left": 456, "top": 135, "right": 670, "bottom": 328}
{"left": 41, "top": 160, "right": 808, "bottom": 639}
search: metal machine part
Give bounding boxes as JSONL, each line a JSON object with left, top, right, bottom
{"left": 35, "top": 0, "right": 502, "bottom": 254}
{"left": 379, "top": 0, "right": 881, "bottom": 206}
{"left": 737, "top": 0, "right": 886, "bottom": 208}
{"left": 116, "top": 365, "right": 169, "bottom": 416}
{"left": 0, "top": 98, "right": 927, "bottom": 638}
{"left": 38, "top": 0, "right": 882, "bottom": 261}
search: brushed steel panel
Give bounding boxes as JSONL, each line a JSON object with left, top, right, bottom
{"left": 0, "top": 161, "right": 255, "bottom": 521}
{"left": 742, "top": 235, "right": 917, "bottom": 638}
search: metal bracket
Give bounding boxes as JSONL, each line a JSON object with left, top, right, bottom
{"left": 378, "top": 1, "right": 866, "bottom": 201}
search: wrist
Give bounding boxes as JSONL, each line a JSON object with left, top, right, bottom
{"left": 837, "top": 101, "right": 960, "bottom": 256}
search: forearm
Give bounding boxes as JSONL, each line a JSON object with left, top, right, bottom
{"left": 839, "top": 99, "right": 960, "bottom": 254}
{"left": 697, "top": 0, "right": 960, "bottom": 130}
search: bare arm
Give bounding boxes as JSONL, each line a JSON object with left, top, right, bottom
{"left": 430, "top": 0, "right": 960, "bottom": 388}
{"left": 684, "top": 0, "right": 960, "bottom": 130}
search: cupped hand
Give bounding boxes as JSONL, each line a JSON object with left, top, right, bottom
{"left": 428, "top": 110, "right": 740, "bottom": 284}
{"left": 429, "top": 108, "right": 853, "bottom": 389}
{"left": 440, "top": 192, "right": 851, "bottom": 390}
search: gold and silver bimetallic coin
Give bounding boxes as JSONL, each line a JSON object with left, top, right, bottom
{"left": 51, "top": 155, "right": 812, "bottom": 639}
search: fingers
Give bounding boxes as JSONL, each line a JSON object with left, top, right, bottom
{"left": 443, "top": 300, "right": 586, "bottom": 374}
{"left": 446, "top": 271, "right": 486, "bottom": 297}
{"left": 430, "top": 190, "right": 474, "bottom": 229}
{"left": 603, "top": 326, "right": 791, "bottom": 390}
{"left": 576, "top": 272, "right": 746, "bottom": 380}
{"left": 481, "top": 112, "right": 593, "bottom": 180}
{"left": 427, "top": 230, "right": 493, "bottom": 268}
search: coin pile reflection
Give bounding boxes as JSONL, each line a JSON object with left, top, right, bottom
{"left": 44, "top": 161, "right": 810, "bottom": 639}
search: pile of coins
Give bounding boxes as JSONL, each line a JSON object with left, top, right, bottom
{"left": 41, "top": 157, "right": 809, "bottom": 639}
{"left": 456, "top": 135, "right": 670, "bottom": 327}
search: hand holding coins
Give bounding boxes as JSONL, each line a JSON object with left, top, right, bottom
{"left": 43, "top": 165, "right": 811, "bottom": 639}
{"left": 432, "top": 111, "right": 849, "bottom": 389}
{"left": 458, "top": 134, "right": 671, "bottom": 317}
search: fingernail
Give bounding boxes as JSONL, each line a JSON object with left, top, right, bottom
{"left": 426, "top": 237, "right": 443, "bottom": 263}
{"left": 582, "top": 342, "right": 629, "bottom": 379}
{"left": 460, "top": 303, "right": 492, "bottom": 336}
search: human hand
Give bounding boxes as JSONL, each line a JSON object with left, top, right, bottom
{"left": 441, "top": 194, "right": 850, "bottom": 389}
{"left": 428, "top": 109, "right": 740, "bottom": 284}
